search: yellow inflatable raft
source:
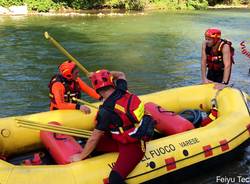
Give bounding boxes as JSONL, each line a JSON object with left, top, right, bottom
{"left": 0, "top": 84, "right": 249, "bottom": 184}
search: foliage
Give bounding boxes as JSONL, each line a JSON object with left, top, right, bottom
{"left": 0, "top": 0, "right": 23, "bottom": 7}
{"left": 0, "top": 0, "right": 247, "bottom": 12}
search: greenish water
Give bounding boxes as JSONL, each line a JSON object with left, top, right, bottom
{"left": 0, "top": 9, "right": 249, "bottom": 183}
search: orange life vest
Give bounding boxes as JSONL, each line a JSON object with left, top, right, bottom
{"left": 48, "top": 74, "right": 81, "bottom": 107}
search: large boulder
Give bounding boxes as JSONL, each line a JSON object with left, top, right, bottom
{"left": 9, "top": 5, "right": 28, "bottom": 15}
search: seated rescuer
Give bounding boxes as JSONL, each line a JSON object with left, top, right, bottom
{"left": 48, "top": 60, "right": 101, "bottom": 113}
{"left": 70, "top": 70, "right": 155, "bottom": 184}
{"left": 201, "top": 28, "right": 234, "bottom": 88}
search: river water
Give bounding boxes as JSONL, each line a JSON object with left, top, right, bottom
{"left": 0, "top": 9, "right": 249, "bottom": 183}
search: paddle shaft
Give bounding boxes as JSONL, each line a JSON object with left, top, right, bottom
{"left": 72, "top": 97, "right": 98, "bottom": 109}
{"left": 16, "top": 120, "right": 92, "bottom": 136}
{"left": 44, "top": 32, "right": 90, "bottom": 77}
{"left": 17, "top": 124, "right": 90, "bottom": 138}
{"left": 16, "top": 119, "right": 92, "bottom": 136}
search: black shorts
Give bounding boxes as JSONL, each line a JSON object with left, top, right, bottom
{"left": 207, "top": 70, "right": 224, "bottom": 83}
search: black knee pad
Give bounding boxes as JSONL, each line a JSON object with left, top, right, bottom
{"left": 108, "top": 170, "right": 126, "bottom": 184}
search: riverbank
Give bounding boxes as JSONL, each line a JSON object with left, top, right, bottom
{"left": 0, "top": 6, "right": 147, "bottom": 17}
{"left": 208, "top": 4, "right": 249, "bottom": 9}
{"left": 0, "top": 0, "right": 208, "bottom": 15}
{"left": 0, "top": 2, "right": 249, "bottom": 16}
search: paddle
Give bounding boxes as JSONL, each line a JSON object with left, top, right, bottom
{"left": 16, "top": 118, "right": 92, "bottom": 138}
{"left": 44, "top": 32, "right": 90, "bottom": 77}
{"left": 44, "top": 32, "right": 101, "bottom": 109}
{"left": 72, "top": 97, "right": 98, "bottom": 109}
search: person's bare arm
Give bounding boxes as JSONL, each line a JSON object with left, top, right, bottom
{"left": 70, "top": 129, "right": 104, "bottom": 162}
{"left": 222, "top": 44, "right": 231, "bottom": 84}
{"left": 110, "top": 71, "right": 126, "bottom": 80}
{"left": 201, "top": 42, "right": 211, "bottom": 83}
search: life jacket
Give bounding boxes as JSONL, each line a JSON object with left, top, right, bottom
{"left": 201, "top": 106, "right": 218, "bottom": 127}
{"left": 48, "top": 74, "right": 81, "bottom": 109}
{"left": 206, "top": 39, "right": 234, "bottom": 71}
{"left": 103, "top": 92, "right": 145, "bottom": 144}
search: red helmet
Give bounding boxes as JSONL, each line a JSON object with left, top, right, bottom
{"left": 59, "top": 60, "right": 76, "bottom": 80}
{"left": 91, "top": 69, "right": 114, "bottom": 91}
{"left": 205, "top": 28, "right": 221, "bottom": 39}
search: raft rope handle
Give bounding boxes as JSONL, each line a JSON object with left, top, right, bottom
{"left": 237, "top": 90, "right": 250, "bottom": 117}
{"left": 0, "top": 129, "right": 10, "bottom": 157}
{"left": 53, "top": 133, "right": 68, "bottom": 140}
{"left": 212, "top": 83, "right": 234, "bottom": 109}
{"left": 157, "top": 106, "right": 175, "bottom": 115}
